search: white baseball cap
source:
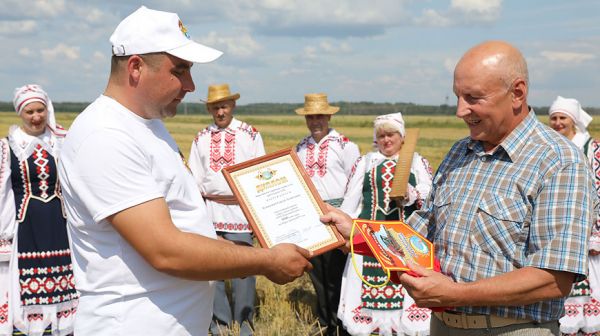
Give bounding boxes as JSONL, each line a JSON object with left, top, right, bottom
{"left": 110, "top": 6, "right": 223, "bottom": 63}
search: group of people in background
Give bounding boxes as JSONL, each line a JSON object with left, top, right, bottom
{"left": 0, "top": 5, "right": 599, "bottom": 336}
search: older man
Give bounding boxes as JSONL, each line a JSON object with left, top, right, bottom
{"left": 58, "top": 7, "right": 312, "bottom": 336}
{"left": 295, "top": 93, "right": 360, "bottom": 336}
{"left": 188, "top": 84, "right": 264, "bottom": 336}
{"left": 324, "top": 41, "right": 597, "bottom": 336}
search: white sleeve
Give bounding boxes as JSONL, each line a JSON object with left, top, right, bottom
{"left": 340, "top": 156, "right": 366, "bottom": 218}
{"left": 402, "top": 153, "right": 434, "bottom": 208}
{"left": 343, "top": 142, "right": 361, "bottom": 177}
{"left": 188, "top": 135, "right": 206, "bottom": 194}
{"left": 66, "top": 129, "right": 163, "bottom": 222}
{"left": 0, "top": 139, "right": 16, "bottom": 261}
{"left": 254, "top": 132, "right": 266, "bottom": 157}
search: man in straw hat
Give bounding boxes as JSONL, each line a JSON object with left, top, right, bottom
{"left": 323, "top": 41, "right": 598, "bottom": 335}
{"left": 295, "top": 93, "right": 360, "bottom": 335}
{"left": 58, "top": 6, "right": 312, "bottom": 335}
{"left": 189, "top": 83, "right": 265, "bottom": 336}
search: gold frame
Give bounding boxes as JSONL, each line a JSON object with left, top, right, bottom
{"left": 222, "top": 148, "right": 345, "bottom": 255}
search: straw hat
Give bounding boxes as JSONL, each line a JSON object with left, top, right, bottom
{"left": 295, "top": 93, "right": 339, "bottom": 115}
{"left": 203, "top": 84, "right": 240, "bottom": 104}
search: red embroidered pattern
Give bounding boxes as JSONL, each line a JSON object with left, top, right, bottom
{"left": 351, "top": 306, "right": 373, "bottom": 325}
{"left": 361, "top": 285, "right": 403, "bottom": 302}
{"left": 0, "top": 300, "right": 7, "bottom": 325}
{"left": 213, "top": 222, "right": 249, "bottom": 231}
{"left": 563, "top": 302, "right": 581, "bottom": 317}
{"left": 304, "top": 139, "right": 330, "bottom": 178}
{"left": 209, "top": 131, "right": 236, "bottom": 172}
{"left": 32, "top": 144, "right": 50, "bottom": 199}
{"left": 584, "top": 298, "right": 600, "bottom": 317}
{"left": 16, "top": 160, "right": 31, "bottom": 221}
{"left": 237, "top": 122, "right": 259, "bottom": 140}
{"left": 18, "top": 249, "right": 71, "bottom": 260}
{"left": 380, "top": 161, "right": 396, "bottom": 212}
{"left": 0, "top": 139, "right": 7, "bottom": 185}
{"left": 405, "top": 303, "right": 430, "bottom": 322}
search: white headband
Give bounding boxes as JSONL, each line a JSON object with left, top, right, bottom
{"left": 13, "top": 84, "right": 57, "bottom": 131}
{"left": 548, "top": 95, "right": 592, "bottom": 133}
{"left": 373, "top": 112, "right": 406, "bottom": 145}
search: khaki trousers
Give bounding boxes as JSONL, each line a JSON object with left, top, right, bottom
{"left": 431, "top": 313, "right": 559, "bottom": 336}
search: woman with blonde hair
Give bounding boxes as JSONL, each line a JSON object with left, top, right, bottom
{"left": 338, "top": 113, "right": 433, "bottom": 335}
{"left": 0, "top": 84, "right": 77, "bottom": 336}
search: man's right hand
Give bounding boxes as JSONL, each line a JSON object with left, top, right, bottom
{"left": 262, "top": 243, "right": 313, "bottom": 285}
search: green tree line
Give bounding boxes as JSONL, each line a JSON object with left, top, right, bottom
{"left": 1, "top": 101, "right": 599, "bottom": 115}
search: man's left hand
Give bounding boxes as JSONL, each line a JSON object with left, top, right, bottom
{"left": 398, "top": 259, "right": 459, "bottom": 308}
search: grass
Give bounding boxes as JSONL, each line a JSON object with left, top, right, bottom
{"left": 2, "top": 110, "right": 598, "bottom": 335}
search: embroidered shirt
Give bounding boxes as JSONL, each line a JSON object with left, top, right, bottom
{"left": 189, "top": 118, "right": 265, "bottom": 233}
{"left": 296, "top": 129, "right": 360, "bottom": 201}
{"left": 410, "top": 110, "right": 598, "bottom": 322}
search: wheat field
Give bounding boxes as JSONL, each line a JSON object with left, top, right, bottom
{"left": 2, "top": 111, "right": 597, "bottom": 335}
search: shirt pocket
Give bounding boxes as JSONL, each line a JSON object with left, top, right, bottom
{"left": 473, "top": 194, "right": 528, "bottom": 258}
{"left": 432, "top": 188, "right": 454, "bottom": 241}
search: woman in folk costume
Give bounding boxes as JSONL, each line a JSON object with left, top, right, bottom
{"left": 0, "top": 85, "right": 77, "bottom": 336}
{"left": 338, "top": 113, "right": 433, "bottom": 336}
{"left": 548, "top": 96, "right": 600, "bottom": 335}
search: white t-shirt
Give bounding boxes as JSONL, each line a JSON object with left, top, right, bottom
{"left": 58, "top": 95, "right": 216, "bottom": 336}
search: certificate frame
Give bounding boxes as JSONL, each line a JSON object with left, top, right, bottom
{"left": 222, "top": 148, "right": 345, "bottom": 256}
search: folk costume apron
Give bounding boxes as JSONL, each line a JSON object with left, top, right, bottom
{"left": 338, "top": 155, "right": 431, "bottom": 336}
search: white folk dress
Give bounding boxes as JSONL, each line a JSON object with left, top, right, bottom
{"left": 188, "top": 118, "right": 265, "bottom": 233}
{"left": 559, "top": 135, "right": 600, "bottom": 336}
{"left": 0, "top": 125, "right": 77, "bottom": 336}
{"left": 338, "top": 151, "right": 433, "bottom": 336}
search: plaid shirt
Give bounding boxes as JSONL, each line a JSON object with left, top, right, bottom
{"left": 410, "top": 110, "right": 598, "bottom": 322}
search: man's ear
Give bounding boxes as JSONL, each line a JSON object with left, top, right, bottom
{"left": 127, "top": 55, "right": 144, "bottom": 85}
{"left": 511, "top": 78, "right": 527, "bottom": 110}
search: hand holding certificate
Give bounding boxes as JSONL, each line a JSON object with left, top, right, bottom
{"left": 222, "top": 148, "right": 345, "bottom": 255}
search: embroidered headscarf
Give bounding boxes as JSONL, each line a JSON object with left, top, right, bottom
{"left": 548, "top": 96, "right": 592, "bottom": 148}
{"left": 13, "top": 84, "right": 57, "bottom": 131}
{"left": 373, "top": 112, "right": 405, "bottom": 146}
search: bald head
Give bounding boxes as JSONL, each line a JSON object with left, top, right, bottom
{"left": 456, "top": 41, "right": 528, "bottom": 90}
{"left": 453, "top": 41, "right": 530, "bottom": 151}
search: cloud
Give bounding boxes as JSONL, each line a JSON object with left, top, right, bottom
{"left": 18, "top": 48, "right": 31, "bottom": 57}
{"left": 41, "top": 43, "right": 80, "bottom": 61}
{"left": 451, "top": 0, "right": 502, "bottom": 16}
{"left": 221, "top": 0, "right": 410, "bottom": 37}
{"left": 201, "top": 30, "right": 262, "bottom": 59}
{"left": 415, "top": 9, "right": 453, "bottom": 27}
{"left": 0, "top": 20, "right": 36, "bottom": 34}
{"left": 540, "top": 51, "right": 596, "bottom": 64}
{"left": 415, "top": 0, "right": 502, "bottom": 26}
{"left": 0, "top": 0, "right": 67, "bottom": 19}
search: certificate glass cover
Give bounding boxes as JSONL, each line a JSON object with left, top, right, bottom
{"left": 222, "top": 148, "right": 344, "bottom": 255}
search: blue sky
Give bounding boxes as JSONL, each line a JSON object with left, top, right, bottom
{"left": 1, "top": 0, "right": 599, "bottom": 107}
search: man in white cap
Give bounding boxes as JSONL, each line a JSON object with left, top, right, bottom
{"left": 188, "top": 84, "right": 265, "bottom": 336}
{"left": 58, "top": 6, "right": 312, "bottom": 336}
{"left": 295, "top": 93, "right": 360, "bottom": 336}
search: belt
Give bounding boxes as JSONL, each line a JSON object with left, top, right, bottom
{"left": 434, "top": 310, "right": 534, "bottom": 329}
{"left": 202, "top": 194, "right": 239, "bottom": 205}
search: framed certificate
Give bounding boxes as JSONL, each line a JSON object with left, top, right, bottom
{"left": 222, "top": 148, "right": 345, "bottom": 256}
